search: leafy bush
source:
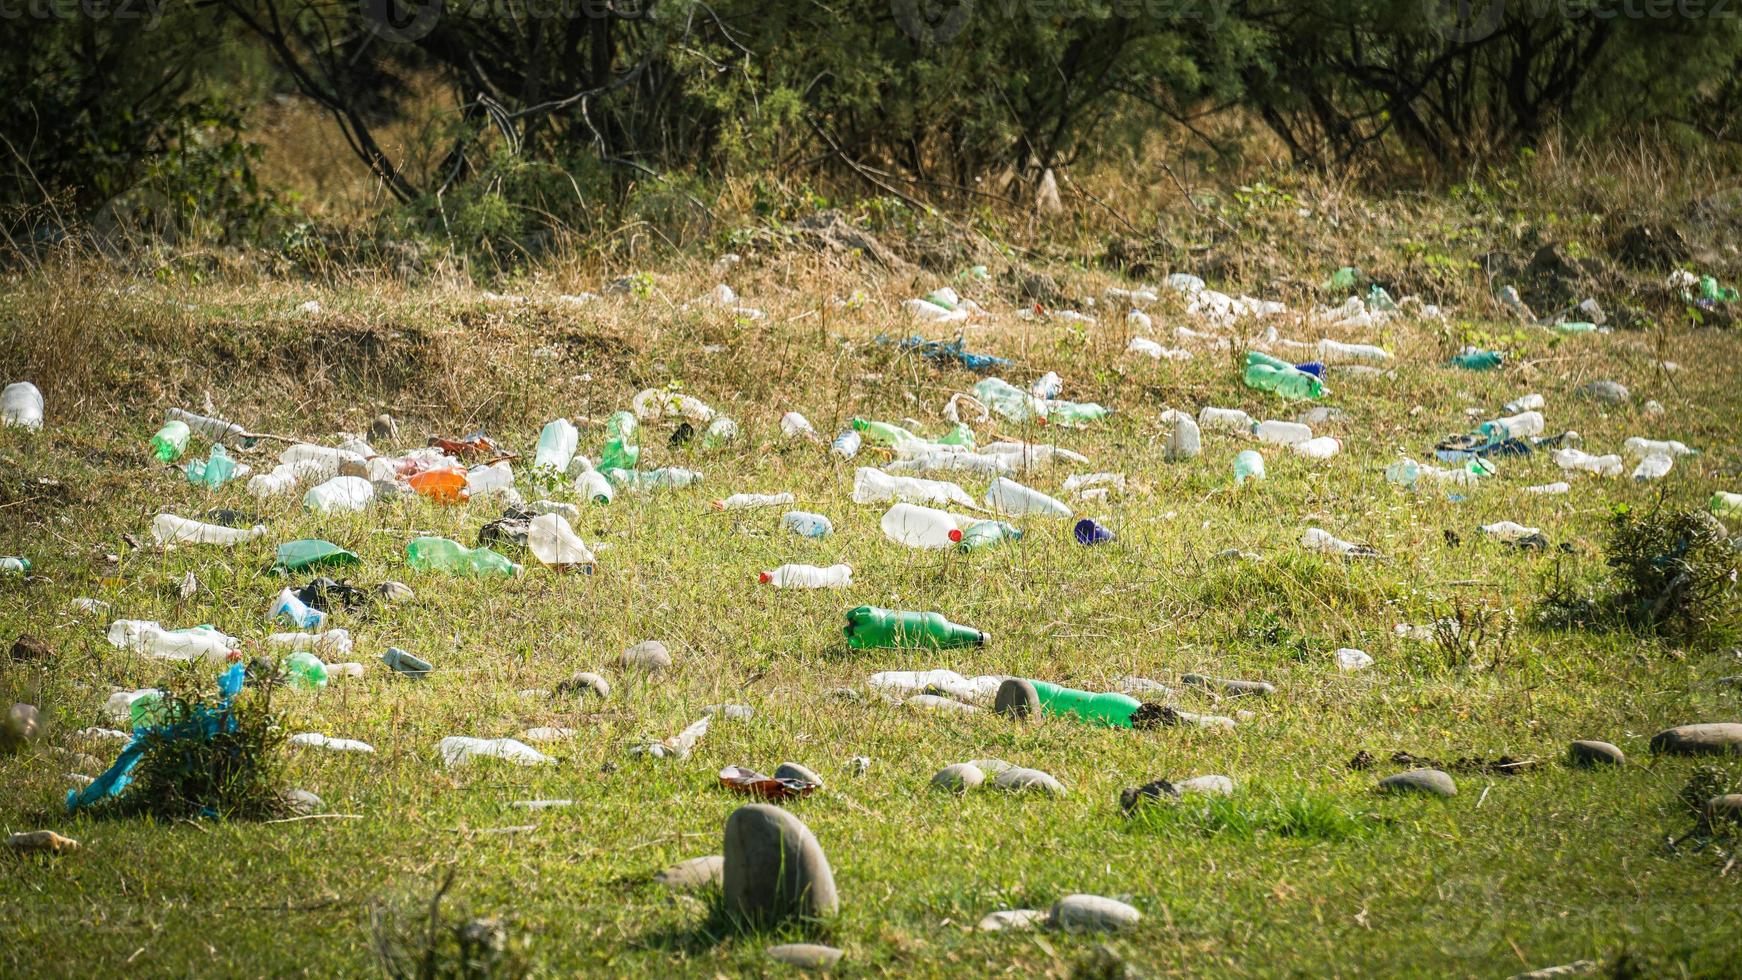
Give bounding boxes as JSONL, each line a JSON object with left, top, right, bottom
{"left": 1602, "top": 504, "right": 1737, "bottom": 638}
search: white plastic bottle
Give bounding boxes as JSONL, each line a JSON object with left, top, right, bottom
{"left": 1523, "top": 481, "right": 1571, "bottom": 495}
{"left": 831, "top": 430, "right": 862, "bottom": 458}
{"left": 527, "top": 513, "right": 596, "bottom": 569}
{"left": 1504, "top": 393, "right": 1545, "bottom": 413}
{"left": 1479, "top": 411, "right": 1544, "bottom": 441}
{"left": 781, "top": 511, "right": 834, "bottom": 538}
{"left": 1317, "top": 339, "right": 1391, "bottom": 363}
{"left": 281, "top": 444, "right": 364, "bottom": 480}
{"left": 576, "top": 469, "right": 614, "bottom": 505}
{"left": 270, "top": 588, "right": 327, "bottom": 630}
{"left": 107, "top": 620, "right": 239, "bottom": 663}
{"left": 880, "top": 502, "right": 963, "bottom": 548}
{"left": 1163, "top": 411, "right": 1201, "bottom": 461}
{"left": 267, "top": 629, "right": 353, "bottom": 657}
{"left": 1554, "top": 448, "right": 1623, "bottom": 477}
{"left": 1631, "top": 452, "right": 1673, "bottom": 483}
{"left": 1294, "top": 436, "right": 1342, "bottom": 460}
{"left": 152, "top": 513, "right": 267, "bottom": 546}
{"left": 884, "top": 450, "right": 1009, "bottom": 478}
{"left": 467, "top": 460, "right": 516, "bottom": 495}
{"left": 713, "top": 492, "right": 796, "bottom": 511}
{"left": 852, "top": 467, "right": 975, "bottom": 508}
{"left": 532, "top": 418, "right": 579, "bottom": 475}
{"left": 984, "top": 477, "right": 1073, "bottom": 517}
{"left": 1480, "top": 521, "right": 1540, "bottom": 542}
{"left": 631, "top": 389, "right": 716, "bottom": 422}
{"left": 2, "top": 382, "right": 44, "bottom": 430}
{"left": 1253, "top": 420, "right": 1313, "bottom": 446}
{"left": 1623, "top": 437, "right": 1694, "bottom": 458}
{"left": 981, "top": 441, "right": 1089, "bottom": 471}
{"left": 1301, "top": 527, "right": 1361, "bottom": 556}
{"left": 759, "top": 563, "right": 853, "bottom": 588}
{"left": 167, "top": 408, "right": 249, "bottom": 447}
{"left": 304, "top": 476, "right": 374, "bottom": 514}
{"left": 779, "top": 412, "right": 816, "bottom": 440}
{"left": 1198, "top": 407, "right": 1254, "bottom": 433}
{"left": 245, "top": 464, "right": 300, "bottom": 498}
{"left": 439, "top": 736, "right": 551, "bottom": 767}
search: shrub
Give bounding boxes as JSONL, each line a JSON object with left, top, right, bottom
{"left": 1602, "top": 504, "right": 1737, "bottom": 639}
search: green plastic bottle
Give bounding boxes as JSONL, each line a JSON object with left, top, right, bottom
{"left": 956, "top": 520, "right": 1021, "bottom": 552}
{"left": 938, "top": 423, "right": 975, "bottom": 449}
{"left": 128, "top": 691, "right": 166, "bottom": 729}
{"left": 405, "top": 537, "right": 519, "bottom": 577}
{"left": 151, "top": 420, "right": 191, "bottom": 462}
{"left": 1451, "top": 349, "right": 1503, "bottom": 370}
{"left": 1242, "top": 351, "right": 1325, "bottom": 400}
{"left": 842, "top": 606, "right": 987, "bottom": 649}
{"left": 184, "top": 445, "right": 239, "bottom": 488}
{"left": 284, "top": 651, "right": 329, "bottom": 690}
{"left": 851, "top": 417, "right": 920, "bottom": 446}
{"left": 275, "top": 539, "right": 361, "bottom": 573}
{"left": 1044, "top": 401, "right": 1110, "bottom": 428}
{"left": 599, "top": 411, "right": 640, "bottom": 473}
{"left": 1031, "top": 679, "right": 1143, "bottom": 727}
{"left": 0, "top": 556, "right": 31, "bottom": 575}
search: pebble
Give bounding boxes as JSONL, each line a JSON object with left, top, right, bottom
{"left": 1578, "top": 379, "right": 1630, "bottom": 404}
{"left": 1, "top": 702, "right": 40, "bottom": 753}
{"left": 931, "top": 763, "right": 985, "bottom": 793}
{"left": 990, "top": 767, "right": 1067, "bottom": 797}
{"left": 766, "top": 944, "right": 843, "bottom": 969}
{"left": 721, "top": 805, "right": 837, "bottom": 922}
{"left": 1182, "top": 674, "right": 1274, "bottom": 697}
{"left": 555, "top": 671, "right": 611, "bottom": 699}
{"left": 993, "top": 678, "right": 1041, "bottom": 720}
{"left": 906, "top": 694, "right": 978, "bottom": 713}
{"left": 1649, "top": 723, "right": 1742, "bottom": 756}
{"left": 977, "top": 908, "right": 1047, "bottom": 932}
{"left": 618, "top": 641, "right": 672, "bottom": 672}
{"left": 1049, "top": 894, "right": 1141, "bottom": 932}
{"left": 1567, "top": 740, "right": 1625, "bottom": 767}
{"left": 1376, "top": 768, "right": 1457, "bottom": 798}
{"left": 284, "top": 789, "right": 323, "bottom": 815}
{"left": 773, "top": 762, "right": 824, "bottom": 788}
{"left": 654, "top": 855, "right": 724, "bottom": 891}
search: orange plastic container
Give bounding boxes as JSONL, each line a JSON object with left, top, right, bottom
{"left": 409, "top": 466, "right": 469, "bottom": 502}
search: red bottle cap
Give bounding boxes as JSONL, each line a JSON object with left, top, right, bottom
{"left": 757, "top": 571, "right": 772, "bottom": 584}
{"left": 948, "top": 529, "right": 963, "bottom": 542}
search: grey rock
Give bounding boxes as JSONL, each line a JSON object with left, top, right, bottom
{"left": 1567, "top": 740, "right": 1625, "bottom": 767}
{"left": 0, "top": 703, "right": 40, "bottom": 754}
{"left": 369, "top": 413, "right": 399, "bottom": 443}
{"left": 1649, "top": 723, "right": 1742, "bottom": 756}
{"left": 555, "top": 671, "right": 611, "bottom": 699}
{"left": 977, "top": 908, "right": 1047, "bottom": 932}
{"left": 766, "top": 943, "right": 843, "bottom": 969}
{"left": 993, "top": 678, "right": 1041, "bottom": 721}
{"left": 931, "top": 763, "right": 985, "bottom": 793}
{"left": 721, "top": 805, "right": 837, "bottom": 923}
{"left": 1377, "top": 768, "right": 1457, "bottom": 798}
{"left": 1049, "top": 894, "right": 1141, "bottom": 932}
{"left": 1578, "top": 380, "right": 1630, "bottom": 404}
{"left": 1176, "top": 774, "right": 1235, "bottom": 796}
{"left": 990, "top": 767, "right": 1066, "bottom": 797}
{"left": 654, "top": 855, "right": 724, "bottom": 891}
{"left": 284, "top": 789, "right": 323, "bottom": 815}
{"left": 1182, "top": 673, "right": 1275, "bottom": 697}
{"left": 774, "top": 762, "right": 824, "bottom": 788}
{"left": 619, "top": 640, "right": 672, "bottom": 672}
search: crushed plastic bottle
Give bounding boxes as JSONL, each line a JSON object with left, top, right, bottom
{"left": 167, "top": 408, "right": 251, "bottom": 448}
{"left": 1243, "top": 351, "right": 1325, "bottom": 400}
{"left": 1623, "top": 437, "right": 1695, "bottom": 458}
{"left": 1631, "top": 452, "right": 1673, "bottom": 483}
{"left": 599, "top": 411, "right": 640, "bottom": 473}
{"left": 533, "top": 419, "right": 579, "bottom": 476}
{"left": 1233, "top": 450, "right": 1266, "bottom": 485}
{"left": 439, "top": 736, "right": 551, "bottom": 768}
{"left": 972, "top": 377, "right": 1045, "bottom": 423}
{"left": 843, "top": 606, "right": 987, "bottom": 649}
{"left": 304, "top": 476, "right": 374, "bottom": 514}
{"left": 853, "top": 468, "right": 975, "bottom": 508}
{"left": 1020, "top": 679, "right": 1143, "bottom": 727}
{"left": 270, "top": 588, "right": 327, "bottom": 630}
{"left": 150, "top": 420, "right": 191, "bottom": 462}
{"left": 760, "top": 563, "right": 853, "bottom": 588}
{"left": 1451, "top": 348, "right": 1503, "bottom": 371}
{"left": 1709, "top": 491, "right": 1742, "bottom": 517}
{"left": 275, "top": 539, "right": 359, "bottom": 572}
{"left": 1479, "top": 411, "right": 1544, "bottom": 443}
{"left": 406, "top": 537, "right": 520, "bottom": 577}
{"left": 781, "top": 511, "right": 833, "bottom": 538}
{"left": 780, "top": 412, "right": 816, "bottom": 440}
{"left": 1554, "top": 448, "right": 1623, "bottom": 477}
{"left": 1162, "top": 411, "right": 1201, "bottom": 461}
{"left": 984, "top": 477, "right": 1072, "bottom": 517}
{"left": 526, "top": 513, "right": 596, "bottom": 571}
{"left": 701, "top": 417, "right": 739, "bottom": 448}
{"left": 410, "top": 466, "right": 469, "bottom": 502}
{"left": 713, "top": 492, "right": 795, "bottom": 511}
{"left": 184, "top": 444, "right": 244, "bottom": 489}
{"left": 1044, "top": 401, "right": 1110, "bottom": 428}
{"left": 1385, "top": 459, "right": 1488, "bottom": 489}
{"left": 106, "top": 620, "right": 239, "bottom": 663}
{"left": 0, "top": 556, "right": 30, "bottom": 575}
{"left": 1524, "top": 482, "right": 1571, "bottom": 495}
{"left": 880, "top": 502, "right": 964, "bottom": 548}
{"left": 283, "top": 651, "right": 330, "bottom": 690}
{"left": 957, "top": 519, "right": 1020, "bottom": 552}
{"left": 1504, "top": 393, "right": 1545, "bottom": 413}
{"left": 575, "top": 469, "right": 614, "bottom": 504}
{"left": 607, "top": 467, "right": 702, "bottom": 491}
{"left": 466, "top": 461, "right": 515, "bottom": 497}
{"left": 1480, "top": 521, "right": 1541, "bottom": 543}
{"left": 268, "top": 629, "right": 353, "bottom": 657}
{"left": 1073, "top": 518, "right": 1115, "bottom": 545}
{"left": 1301, "top": 527, "right": 1371, "bottom": 558}
{"left": 631, "top": 389, "right": 716, "bottom": 423}
{"left": 1293, "top": 436, "right": 1342, "bottom": 460}
{"left": 830, "top": 430, "right": 862, "bottom": 458}
{"left": 851, "top": 417, "right": 920, "bottom": 446}
{"left": 1317, "top": 339, "right": 1391, "bottom": 363}
{"left": 152, "top": 514, "right": 267, "bottom": 546}
{"left": 1, "top": 382, "right": 44, "bottom": 430}
{"left": 382, "top": 647, "right": 433, "bottom": 678}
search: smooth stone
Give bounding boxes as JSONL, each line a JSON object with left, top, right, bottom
{"left": 0, "top": 703, "right": 40, "bottom": 753}
{"left": 766, "top": 944, "right": 843, "bottom": 969}
{"left": 1176, "top": 774, "right": 1235, "bottom": 796}
{"left": 993, "top": 678, "right": 1040, "bottom": 720}
{"left": 555, "top": 671, "right": 611, "bottom": 699}
{"left": 370, "top": 413, "right": 399, "bottom": 442}
{"left": 1049, "top": 894, "right": 1141, "bottom": 933}
{"left": 721, "top": 805, "right": 837, "bottom": 923}
{"left": 1567, "top": 740, "right": 1625, "bottom": 767}
{"left": 990, "top": 767, "right": 1066, "bottom": 797}
{"left": 931, "top": 763, "right": 985, "bottom": 793}
{"left": 654, "top": 854, "right": 724, "bottom": 891}
{"left": 905, "top": 694, "right": 978, "bottom": 713}
{"left": 1182, "top": 674, "right": 1275, "bottom": 697}
{"left": 1649, "top": 723, "right": 1742, "bottom": 756}
{"left": 1377, "top": 768, "right": 1457, "bottom": 798}
{"left": 978, "top": 908, "right": 1047, "bottom": 932}
{"left": 1578, "top": 380, "right": 1630, "bottom": 404}
{"left": 619, "top": 641, "right": 672, "bottom": 671}
{"left": 284, "top": 789, "right": 323, "bottom": 815}
{"left": 773, "top": 762, "right": 824, "bottom": 788}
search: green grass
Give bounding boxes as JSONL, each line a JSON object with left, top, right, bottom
{"left": 1, "top": 253, "right": 1740, "bottom": 977}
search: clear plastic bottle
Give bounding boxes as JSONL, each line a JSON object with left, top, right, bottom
{"left": 466, "top": 461, "right": 515, "bottom": 496}
{"left": 972, "top": 377, "right": 1045, "bottom": 422}
{"left": 1, "top": 382, "right": 43, "bottom": 430}
{"left": 406, "top": 537, "right": 521, "bottom": 577}
{"left": 1301, "top": 527, "right": 1360, "bottom": 556}
{"left": 781, "top": 511, "right": 834, "bottom": 538}
{"left": 607, "top": 466, "right": 703, "bottom": 491}
{"left": 1479, "top": 411, "right": 1544, "bottom": 442}
{"left": 957, "top": 519, "right": 1021, "bottom": 551}
{"left": 304, "top": 476, "right": 374, "bottom": 513}
{"left": 759, "top": 563, "right": 853, "bottom": 588}
{"left": 150, "top": 420, "right": 191, "bottom": 461}
{"left": 439, "top": 736, "right": 552, "bottom": 768}
{"left": 0, "top": 556, "right": 29, "bottom": 575}
{"left": 852, "top": 467, "right": 975, "bottom": 508}
{"left": 1554, "top": 448, "right": 1623, "bottom": 477}
{"left": 1631, "top": 452, "right": 1673, "bottom": 483}
{"left": 1317, "top": 339, "right": 1391, "bottom": 363}
{"left": 1623, "top": 437, "right": 1694, "bottom": 458}
{"left": 106, "top": 620, "right": 239, "bottom": 663}
{"left": 1253, "top": 419, "right": 1313, "bottom": 446}
{"left": 779, "top": 412, "right": 816, "bottom": 439}
{"left": 830, "top": 430, "right": 862, "bottom": 458}
{"left": 1163, "top": 412, "right": 1201, "bottom": 461}
{"left": 631, "top": 389, "right": 716, "bottom": 422}
{"left": 152, "top": 513, "right": 266, "bottom": 546}
{"left": 1504, "top": 393, "right": 1545, "bottom": 413}
{"left": 1480, "top": 520, "right": 1540, "bottom": 543}
{"left": 701, "top": 417, "right": 739, "bottom": 448}
{"left": 599, "top": 411, "right": 640, "bottom": 472}
{"left": 526, "top": 513, "right": 595, "bottom": 570}
{"left": 283, "top": 651, "right": 330, "bottom": 690}
{"left": 713, "top": 492, "right": 795, "bottom": 511}
{"left": 984, "top": 477, "right": 1073, "bottom": 517}
{"left": 1294, "top": 435, "right": 1342, "bottom": 460}
{"left": 851, "top": 417, "right": 920, "bottom": 446}
{"left": 575, "top": 468, "right": 614, "bottom": 504}
{"left": 533, "top": 418, "right": 579, "bottom": 475}
{"left": 1044, "top": 401, "right": 1110, "bottom": 428}
{"left": 167, "top": 408, "right": 250, "bottom": 447}
{"left": 184, "top": 445, "right": 242, "bottom": 488}
{"left": 1524, "top": 481, "right": 1571, "bottom": 495}
{"left": 880, "top": 502, "right": 963, "bottom": 548}
{"left": 270, "top": 588, "right": 327, "bottom": 630}
{"left": 1233, "top": 450, "right": 1266, "bottom": 485}
{"left": 1198, "top": 407, "right": 1254, "bottom": 433}
{"left": 267, "top": 629, "right": 353, "bottom": 657}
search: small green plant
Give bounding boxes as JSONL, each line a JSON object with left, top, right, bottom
{"left": 1602, "top": 504, "right": 1737, "bottom": 639}
{"left": 1430, "top": 599, "right": 1515, "bottom": 672}
{"left": 1126, "top": 789, "right": 1373, "bottom": 843}
{"left": 372, "top": 870, "right": 529, "bottom": 980}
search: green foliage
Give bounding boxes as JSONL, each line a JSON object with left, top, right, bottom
{"left": 1126, "top": 788, "right": 1374, "bottom": 843}
{"left": 1602, "top": 503, "right": 1737, "bottom": 639}
{"left": 371, "top": 871, "right": 529, "bottom": 980}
